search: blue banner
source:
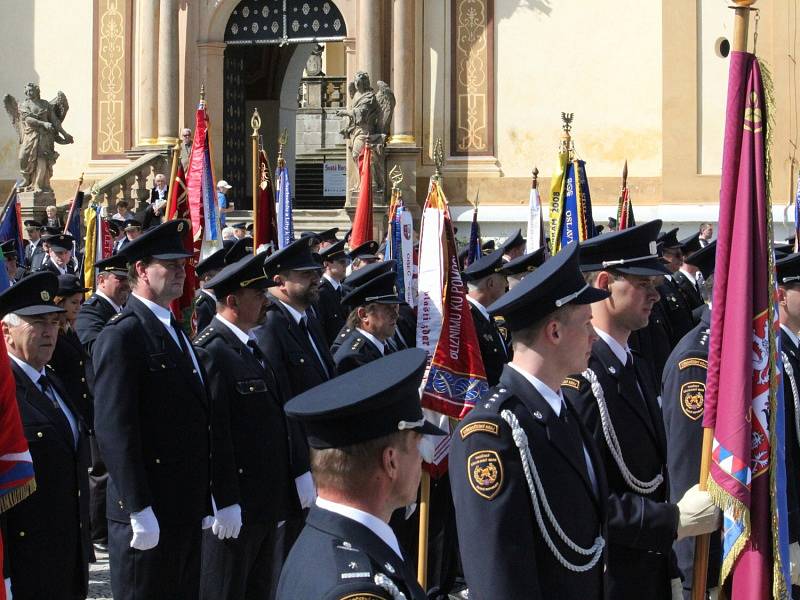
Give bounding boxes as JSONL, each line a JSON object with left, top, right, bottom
{"left": 0, "top": 192, "right": 24, "bottom": 270}
{"left": 466, "top": 208, "right": 481, "bottom": 266}
{"left": 559, "top": 162, "right": 580, "bottom": 249}
{"left": 276, "top": 164, "right": 294, "bottom": 249}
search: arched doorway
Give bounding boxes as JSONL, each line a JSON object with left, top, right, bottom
{"left": 220, "top": 0, "right": 348, "bottom": 211}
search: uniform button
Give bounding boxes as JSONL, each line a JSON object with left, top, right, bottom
{"left": 192, "top": 369, "right": 197, "bottom": 374}
{"left": 80, "top": 377, "right": 85, "bottom": 383}
{"left": 155, "top": 458, "right": 160, "bottom": 464}
{"left": 208, "top": 453, "right": 212, "bottom": 459}
{"left": 19, "top": 531, "right": 25, "bottom": 537}
{"left": 249, "top": 386, "right": 255, "bottom": 392}
{"left": 83, "top": 393, "right": 88, "bottom": 399}
{"left": 79, "top": 360, "right": 83, "bottom": 366}
{"left": 208, "top": 425, "right": 211, "bottom": 432}
{"left": 238, "top": 468, "right": 243, "bottom": 474}
{"left": 78, "top": 490, "right": 81, "bottom": 497}
{"left": 37, "top": 432, "right": 43, "bottom": 438}
{"left": 300, "top": 358, "right": 305, "bottom": 363}
{"left": 161, "top": 364, "right": 166, "bottom": 369}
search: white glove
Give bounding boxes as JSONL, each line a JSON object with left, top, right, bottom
{"left": 676, "top": 484, "right": 721, "bottom": 540}
{"left": 5, "top": 577, "right": 12, "bottom": 599}
{"left": 129, "top": 506, "right": 160, "bottom": 550}
{"left": 670, "top": 578, "right": 683, "bottom": 600}
{"left": 295, "top": 471, "right": 316, "bottom": 509}
{"left": 790, "top": 541, "right": 800, "bottom": 586}
{"left": 201, "top": 515, "right": 214, "bottom": 530}
{"left": 708, "top": 587, "right": 720, "bottom": 600}
{"left": 417, "top": 435, "right": 437, "bottom": 464}
{"left": 212, "top": 503, "right": 242, "bottom": 540}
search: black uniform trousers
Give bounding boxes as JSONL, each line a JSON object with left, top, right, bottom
{"left": 108, "top": 521, "right": 201, "bottom": 600}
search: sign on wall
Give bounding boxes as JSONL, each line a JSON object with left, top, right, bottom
{"left": 323, "top": 161, "right": 346, "bottom": 196}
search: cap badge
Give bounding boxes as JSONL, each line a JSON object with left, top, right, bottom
{"left": 177, "top": 222, "right": 184, "bottom": 232}
{"left": 384, "top": 562, "right": 395, "bottom": 574}
{"left": 40, "top": 291, "right": 50, "bottom": 301}
{"left": 608, "top": 366, "right": 616, "bottom": 374}
{"left": 533, "top": 410, "right": 543, "bottom": 420}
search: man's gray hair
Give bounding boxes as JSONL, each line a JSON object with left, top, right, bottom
{"left": 1, "top": 313, "right": 22, "bottom": 327}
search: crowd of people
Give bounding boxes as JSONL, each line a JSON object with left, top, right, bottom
{"left": 1, "top": 210, "right": 797, "bottom": 600}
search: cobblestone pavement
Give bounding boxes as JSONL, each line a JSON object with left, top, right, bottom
{"left": 88, "top": 550, "right": 112, "bottom": 599}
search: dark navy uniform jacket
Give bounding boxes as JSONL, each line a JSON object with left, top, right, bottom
{"left": 780, "top": 324, "right": 800, "bottom": 545}
{"left": 658, "top": 276, "right": 697, "bottom": 344}
{"left": 673, "top": 271, "right": 704, "bottom": 313}
{"left": 661, "top": 306, "right": 721, "bottom": 595}
{"left": 451, "top": 365, "right": 608, "bottom": 600}
{"left": 3, "top": 364, "right": 91, "bottom": 599}
{"left": 194, "top": 317, "right": 296, "bottom": 523}
{"left": 49, "top": 328, "right": 94, "bottom": 428}
{"left": 315, "top": 277, "right": 346, "bottom": 347}
{"left": 75, "top": 293, "right": 118, "bottom": 356}
{"left": 563, "top": 337, "right": 679, "bottom": 600}
{"left": 194, "top": 289, "right": 216, "bottom": 335}
{"left": 276, "top": 506, "right": 426, "bottom": 600}
{"left": 333, "top": 329, "right": 385, "bottom": 376}
{"left": 93, "top": 295, "right": 211, "bottom": 525}
{"left": 468, "top": 299, "right": 508, "bottom": 387}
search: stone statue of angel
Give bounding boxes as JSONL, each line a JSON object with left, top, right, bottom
{"left": 4, "top": 83, "right": 74, "bottom": 192}
{"left": 337, "top": 71, "right": 395, "bottom": 192}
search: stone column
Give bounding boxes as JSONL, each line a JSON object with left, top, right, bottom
{"left": 157, "top": 0, "right": 179, "bottom": 145}
{"left": 390, "top": 0, "right": 415, "bottom": 145}
{"left": 197, "top": 41, "right": 226, "bottom": 176}
{"left": 356, "top": 0, "right": 382, "bottom": 84}
{"left": 138, "top": 0, "right": 158, "bottom": 145}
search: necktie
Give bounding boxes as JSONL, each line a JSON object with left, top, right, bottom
{"left": 300, "top": 317, "right": 330, "bottom": 378}
{"left": 38, "top": 374, "right": 75, "bottom": 443}
{"left": 170, "top": 316, "right": 203, "bottom": 383}
{"left": 247, "top": 339, "right": 266, "bottom": 368}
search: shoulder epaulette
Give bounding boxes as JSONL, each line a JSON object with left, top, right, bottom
{"left": 349, "top": 335, "right": 366, "bottom": 352}
{"left": 331, "top": 539, "right": 374, "bottom": 582}
{"left": 193, "top": 326, "right": 217, "bottom": 347}
{"left": 476, "top": 385, "right": 514, "bottom": 414}
{"left": 106, "top": 311, "right": 132, "bottom": 326}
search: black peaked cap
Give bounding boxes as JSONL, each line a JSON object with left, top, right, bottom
{"left": 500, "top": 247, "right": 547, "bottom": 277}
{"left": 0, "top": 271, "right": 64, "bottom": 317}
{"left": 123, "top": 220, "right": 192, "bottom": 262}
{"left": 462, "top": 248, "right": 505, "bottom": 282}
{"left": 684, "top": 241, "right": 717, "bottom": 278}
{"left": 264, "top": 237, "right": 321, "bottom": 276}
{"left": 205, "top": 252, "right": 275, "bottom": 297}
{"left": 341, "top": 271, "right": 401, "bottom": 308}
{"left": 579, "top": 220, "right": 669, "bottom": 276}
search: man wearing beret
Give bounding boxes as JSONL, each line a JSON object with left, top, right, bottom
{"left": 315, "top": 239, "right": 348, "bottom": 347}
{"left": 334, "top": 269, "right": 402, "bottom": 375}
{"left": 0, "top": 272, "right": 91, "bottom": 599}
{"left": 464, "top": 248, "right": 510, "bottom": 386}
{"left": 92, "top": 220, "right": 211, "bottom": 600}
{"left": 451, "top": 242, "right": 609, "bottom": 599}
{"left": 277, "top": 349, "right": 444, "bottom": 600}
{"left": 193, "top": 253, "right": 295, "bottom": 599}
{"left": 562, "top": 221, "right": 719, "bottom": 600}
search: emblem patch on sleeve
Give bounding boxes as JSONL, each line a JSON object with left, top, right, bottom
{"left": 562, "top": 377, "right": 582, "bottom": 391}
{"left": 680, "top": 381, "right": 705, "bottom": 420}
{"left": 460, "top": 421, "right": 499, "bottom": 439}
{"left": 678, "top": 358, "right": 708, "bottom": 371}
{"left": 468, "top": 450, "right": 503, "bottom": 500}
{"left": 338, "top": 594, "right": 387, "bottom": 600}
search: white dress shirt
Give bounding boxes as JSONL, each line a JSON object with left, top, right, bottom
{"left": 356, "top": 327, "right": 385, "bottom": 355}
{"left": 132, "top": 293, "right": 203, "bottom": 382}
{"left": 316, "top": 497, "right": 404, "bottom": 559}
{"left": 593, "top": 328, "right": 629, "bottom": 366}
{"left": 678, "top": 268, "right": 697, "bottom": 287}
{"left": 466, "top": 295, "right": 490, "bottom": 321}
{"left": 10, "top": 354, "right": 79, "bottom": 446}
{"left": 507, "top": 363, "right": 599, "bottom": 495}
{"left": 782, "top": 324, "right": 800, "bottom": 350}
{"left": 94, "top": 290, "right": 122, "bottom": 314}
{"left": 322, "top": 273, "right": 341, "bottom": 291}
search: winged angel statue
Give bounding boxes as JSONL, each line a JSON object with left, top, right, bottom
{"left": 4, "top": 83, "right": 74, "bottom": 192}
{"left": 338, "top": 71, "right": 395, "bottom": 192}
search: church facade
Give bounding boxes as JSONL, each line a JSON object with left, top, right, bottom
{"left": 0, "top": 0, "right": 797, "bottom": 239}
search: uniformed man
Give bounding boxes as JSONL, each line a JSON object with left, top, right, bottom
{"left": 277, "top": 349, "right": 445, "bottom": 600}
{"left": 112, "top": 219, "right": 142, "bottom": 255}
{"left": 334, "top": 270, "right": 402, "bottom": 374}
{"left": 0, "top": 272, "right": 91, "bottom": 599}
{"left": 451, "top": 242, "right": 609, "bottom": 599}
{"left": 348, "top": 240, "right": 380, "bottom": 271}
{"left": 194, "top": 240, "right": 235, "bottom": 333}
{"left": 315, "top": 239, "right": 348, "bottom": 346}
{"left": 775, "top": 252, "right": 800, "bottom": 594}
{"left": 93, "top": 220, "right": 211, "bottom": 600}
{"left": 250, "top": 236, "right": 333, "bottom": 571}
{"left": 74, "top": 253, "right": 130, "bottom": 553}
{"left": 499, "top": 228, "right": 525, "bottom": 262}
{"left": 660, "top": 240, "right": 722, "bottom": 599}
{"left": 673, "top": 233, "right": 704, "bottom": 311}
{"left": 562, "top": 220, "right": 720, "bottom": 600}
{"left": 317, "top": 227, "right": 339, "bottom": 251}
{"left": 1, "top": 240, "right": 21, "bottom": 282}
{"left": 657, "top": 228, "right": 696, "bottom": 342}
{"left": 499, "top": 246, "right": 546, "bottom": 289}
{"left": 193, "top": 252, "right": 295, "bottom": 599}
{"left": 464, "top": 248, "right": 510, "bottom": 386}
{"left": 23, "top": 219, "right": 44, "bottom": 265}
{"left": 230, "top": 222, "right": 248, "bottom": 240}
{"left": 38, "top": 233, "right": 77, "bottom": 276}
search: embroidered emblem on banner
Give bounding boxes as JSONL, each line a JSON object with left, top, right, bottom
{"left": 678, "top": 358, "right": 708, "bottom": 371}
{"left": 468, "top": 450, "right": 503, "bottom": 500}
{"left": 460, "top": 421, "right": 499, "bottom": 439}
{"left": 680, "top": 381, "right": 705, "bottom": 420}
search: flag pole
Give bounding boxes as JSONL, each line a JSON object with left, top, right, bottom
{"left": 251, "top": 109, "right": 261, "bottom": 254}
{"left": 691, "top": 3, "right": 756, "bottom": 599}
{"left": 62, "top": 172, "right": 84, "bottom": 234}
{"left": 165, "top": 141, "right": 181, "bottom": 220}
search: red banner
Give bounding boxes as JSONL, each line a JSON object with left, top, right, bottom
{"left": 350, "top": 146, "right": 373, "bottom": 249}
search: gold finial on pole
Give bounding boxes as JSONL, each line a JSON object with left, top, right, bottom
{"left": 251, "top": 108, "right": 262, "bottom": 135}
{"left": 622, "top": 160, "right": 628, "bottom": 191}
{"left": 199, "top": 84, "right": 206, "bottom": 109}
{"left": 251, "top": 109, "right": 262, "bottom": 252}
{"left": 389, "top": 164, "right": 404, "bottom": 191}
{"left": 277, "top": 128, "right": 288, "bottom": 168}
{"left": 433, "top": 138, "right": 444, "bottom": 182}
{"left": 560, "top": 113, "right": 574, "bottom": 159}
{"left": 531, "top": 167, "right": 539, "bottom": 190}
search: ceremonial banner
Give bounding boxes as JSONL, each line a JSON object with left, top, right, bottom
{"left": 466, "top": 207, "right": 481, "bottom": 267}
{"left": 276, "top": 156, "right": 294, "bottom": 250}
{"left": 166, "top": 164, "right": 198, "bottom": 333}
{"left": 548, "top": 147, "right": 569, "bottom": 253}
{"left": 558, "top": 160, "right": 596, "bottom": 250}
{"left": 616, "top": 186, "right": 635, "bottom": 230}
{"left": 253, "top": 148, "right": 278, "bottom": 252}
{"left": 416, "top": 178, "right": 488, "bottom": 476}
{"left": 794, "top": 169, "right": 800, "bottom": 252}
{"left": 82, "top": 205, "right": 113, "bottom": 298}
{"left": 350, "top": 147, "right": 373, "bottom": 249}
{"left": 186, "top": 96, "right": 218, "bottom": 259}
{"left": 526, "top": 181, "right": 545, "bottom": 253}
{"left": 385, "top": 187, "right": 413, "bottom": 302}
{"left": 0, "top": 190, "right": 24, "bottom": 268}
{"left": 0, "top": 334, "right": 35, "bottom": 600}
{"left": 63, "top": 190, "right": 84, "bottom": 239}
{"left": 703, "top": 51, "right": 790, "bottom": 598}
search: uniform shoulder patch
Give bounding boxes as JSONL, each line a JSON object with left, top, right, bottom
{"left": 467, "top": 449, "right": 503, "bottom": 500}
{"left": 679, "top": 358, "right": 708, "bottom": 370}
{"left": 459, "top": 420, "right": 499, "bottom": 440}
{"left": 333, "top": 540, "right": 373, "bottom": 582}
{"left": 336, "top": 593, "right": 389, "bottom": 600}
{"left": 350, "top": 336, "right": 366, "bottom": 351}
{"left": 680, "top": 381, "right": 706, "bottom": 420}
{"left": 561, "top": 376, "right": 582, "bottom": 391}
